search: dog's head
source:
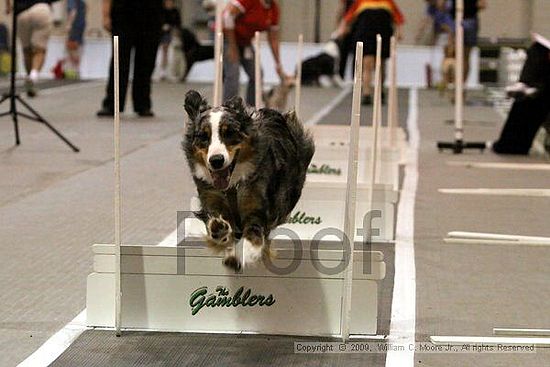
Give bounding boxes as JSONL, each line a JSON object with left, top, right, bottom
{"left": 184, "top": 90, "right": 255, "bottom": 190}
{"left": 323, "top": 40, "right": 342, "bottom": 60}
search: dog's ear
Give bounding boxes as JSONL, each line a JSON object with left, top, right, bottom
{"left": 222, "top": 95, "right": 247, "bottom": 114}
{"left": 223, "top": 95, "right": 253, "bottom": 127}
{"left": 184, "top": 90, "right": 209, "bottom": 121}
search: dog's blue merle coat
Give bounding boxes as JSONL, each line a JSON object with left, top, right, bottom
{"left": 183, "top": 90, "right": 314, "bottom": 269}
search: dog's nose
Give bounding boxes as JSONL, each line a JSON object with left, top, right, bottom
{"left": 209, "top": 154, "right": 225, "bottom": 170}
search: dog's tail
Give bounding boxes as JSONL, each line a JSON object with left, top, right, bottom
{"left": 283, "top": 110, "right": 315, "bottom": 165}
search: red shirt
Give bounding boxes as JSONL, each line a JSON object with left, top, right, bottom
{"left": 229, "top": 0, "right": 280, "bottom": 46}
{"left": 344, "top": 0, "right": 405, "bottom": 25}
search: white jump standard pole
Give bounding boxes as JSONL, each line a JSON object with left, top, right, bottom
{"left": 295, "top": 34, "right": 304, "bottom": 117}
{"left": 340, "top": 41, "right": 363, "bottom": 342}
{"left": 388, "top": 36, "right": 398, "bottom": 147}
{"left": 213, "top": 0, "right": 224, "bottom": 107}
{"left": 437, "top": 0, "right": 485, "bottom": 153}
{"left": 113, "top": 35, "right": 122, "bottom": 337}
{"left": 254, "top": 32, "right": 262, "bottom": 110}
{"left": 369, "top": 35, "right": 382, "bottom": 204}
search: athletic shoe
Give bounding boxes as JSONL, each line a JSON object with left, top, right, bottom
{"left": 136, "top": 109, "right": 155, "bottom": 117}
{"left": 25, "top": 80, "right": 37, "bottom": 98}
{"left": 96, "top": 108, "right": 114, "bottom": 117}
{"left": 505, "top": 82, "right": 538, "bottom": 99}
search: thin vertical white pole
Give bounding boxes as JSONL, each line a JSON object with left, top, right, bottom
{"left": 370, "top": 35, "right": 382, "bottom": 193}
{"left": 254, "top": 31, "right": 262, "bottom": 109}
{"left": 388, "top": 36, "right": 398, "bottom": 147}
{"left": 113, "top": 35, "right": 122, "bottom": 337}
{"left": 340, "top": 41, "right": 363, "bottom": 342}
{"left": 213, "top": 0, "right": 224, "bottom": 106}
{"left": 214, "top": 32, "right": 224, "bottom": 107}
{"left": 455, "top": 0, "right": 464, "bottom": 141}
{"left": 295, "top": 34, "right": 304, "bottom": 117}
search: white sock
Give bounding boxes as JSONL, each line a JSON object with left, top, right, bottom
{"left": 29, "top": 69, "right": 39, "bottom": 82}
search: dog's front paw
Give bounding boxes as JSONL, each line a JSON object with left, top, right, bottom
{"left": 206, "top": 216, "right": 233, "bottom": 249}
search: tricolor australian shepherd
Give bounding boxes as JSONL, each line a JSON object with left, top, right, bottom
{"left": 183, "top": 90, "right": 315, "bottom": 271}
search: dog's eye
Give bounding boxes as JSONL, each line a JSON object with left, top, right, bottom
{"left": 224, "top": 128, "right": 238, "bottom": 139}
{"left": 222, "top": 128, "right": 241, "bottom": 144}
{"left": 196, "top": 131, "right": 209, "bottom": 142}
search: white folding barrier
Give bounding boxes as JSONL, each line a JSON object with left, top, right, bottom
{"left": 87, "top": 243, "right": 385, "bottom": 336}
{"left": 302, "top": 36, "right": 402, "bottom": 243}
{"left": 308, "top": 145, "right": 401, "bottom": 191}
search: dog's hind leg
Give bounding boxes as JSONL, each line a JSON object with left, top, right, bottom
{"left": 223, "top": 246, "right": 241, "bottom": 272}
{"left": 241, "top": 227, "right": 265, "bottom": 268}
{"left": 236, "top": 189, "right": 270, "bottom": 268}
{"left": 206, "top": 216, "right": 244, "bottom": 272}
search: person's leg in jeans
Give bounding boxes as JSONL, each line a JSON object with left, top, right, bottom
{"left": 101, "top": 24, "right": 134, "bottom": 113}
{"left": 339, "top": 33, "right": 353, "bottom": 79}
{"left": 223, "top": 45, "right": 242, "bottom": 103}
{"left": 132, "top": 28, "right": 162, "bottom": 114}
{"left": 241, "top": 46, "right": 257, "bottom": 106}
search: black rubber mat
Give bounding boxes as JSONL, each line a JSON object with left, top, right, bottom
{"left": 50, "top": 331, "right": 387, "bottom": 367}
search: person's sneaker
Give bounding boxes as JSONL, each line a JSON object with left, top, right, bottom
{"left": 361, "top": 95, "right": 373, "bottom": 105}
{"left": 158, "top": 68, "right": 168, "bottom": 81}
{"left": 136, "top": 109, "right": 154, "bottom": 117}
{"left": 96, "top": 107, "right": 114, "bottom": 117}
{"left": 505, "top": 82, "right": 538, "bottom": 99}
{"left": 25, "top": 80, "right": 37, "bottom": 98}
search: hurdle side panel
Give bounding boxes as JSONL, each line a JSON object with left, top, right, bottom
{"left": 93, "top": 253, "right": 386, "bottom": 280}
{"left": 87, "top": 273, "right": 379, "bottom": 336}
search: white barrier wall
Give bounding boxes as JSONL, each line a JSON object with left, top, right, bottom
{"left": 33, "top": 37, "right": 480, "bottom": 88}
{"left": 87, "top": 244, "right": 386, "bottom": 336}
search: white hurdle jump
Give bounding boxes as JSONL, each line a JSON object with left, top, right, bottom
{"left": 306, "top": 36, "right": 405, "bottom": 193}
{"left": 301, "top": 36, "right": 399, "bottom": 242}
{"left": 86, "top": 40, "right": 386, "bottom": 338}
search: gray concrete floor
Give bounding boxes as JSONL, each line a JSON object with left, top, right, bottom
{"left": 1, "top": 82, "right": 549, "bottom": 366}
{"left": 414, "top": 90, "right": 550, "bottom": 366}
{"left": 0, "top": 80, "right": 346, "bottom": 366}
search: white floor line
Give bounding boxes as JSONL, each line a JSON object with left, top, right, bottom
{"left": 16, "top": 310, "right": 88, "bottom": 367}
{"left": 443, "top": 238, "right": 550, "bottom": 247}
{"left": 438, "top": 188, "right": 550, "bottom": 197}
{"left": 430, "top": 335, "right": 550, "bottom": 348}
{"left": 385, "top": 88, "right": 418, "bottom": 367}
{"left": 446, "top": 161, "right": 550, "bottom": 171}
{"left": 18, "top": 226, "right": 176, "bottom": 365}
{"left": 447, "top": 231, "right": 550, "bottom": 242}
{"left": 304, "top": 85, "right": 352, "bottom": 126}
